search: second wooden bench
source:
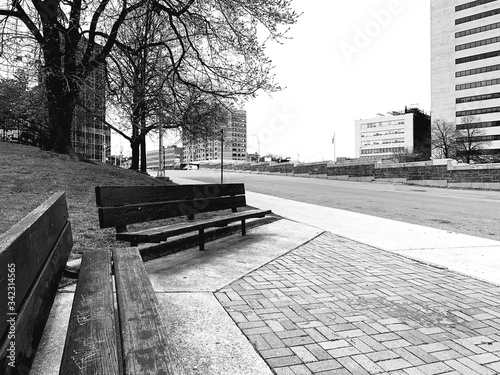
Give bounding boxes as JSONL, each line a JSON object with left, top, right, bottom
{"left": 95, "top": 183, "right": 272, "bottom": 251}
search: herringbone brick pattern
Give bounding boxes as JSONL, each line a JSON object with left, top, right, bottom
{"left": 215, "top": 232, "right": 500, "bottom": 374}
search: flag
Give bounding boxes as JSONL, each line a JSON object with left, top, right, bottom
{"left": 332, "top": 133, "right": 335, "bottom": 144}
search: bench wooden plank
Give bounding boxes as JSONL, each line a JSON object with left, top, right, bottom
{"left": 0, "top": 222, "right": 73, "bottom": 373}
{"left": 0, "top": 192, "right": 69, "bottom": 340}
{"left": 60, "top": 250, "right": 121, "bottom": 375}
{"left": 96, "top": 184, "right": 245, "bottom": 206}
{"left": 116, "top": 209, "right": 272, "bottom": 244}
{"left": 113, "top": 247, "right": 185, "bottom": 375}
{"left": 98, "top": 196, "right": 246, "bottom": 228}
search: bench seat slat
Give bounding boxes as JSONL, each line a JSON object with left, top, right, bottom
{"left": 60, "top": 250, "right": 120, "bottom": 375}
{"left": 99, "top": 196, "right": 246, "bottom": 228}
{"left": 116, "top": 209, "right": 272, "bottom": 244}
{"left": 96, "top": 184, "right": 245, "bottom": 206}
{"left": 113, "top": 247, "right": 185, "bottom": 375}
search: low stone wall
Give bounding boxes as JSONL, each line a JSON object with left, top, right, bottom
{"left": 268, "top": 163, "right": 294, "bottom": 174}
{"left": 327, "top": 163, "right": 375, "bottom": 178}
{"left": 198, "top": 159, "right": 500, "bottom": 189}
{"left": 375, "top": 165, "right": 452, "bottom": 181}
{"left": 293, "top": 162, "right": 329, "bottom": 175}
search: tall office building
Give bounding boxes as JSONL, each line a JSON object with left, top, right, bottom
{"left": 183, "top": 109, "right": 247, "bottom": 163}
{"left": 431, "top": 0, "right": 500, "bottom": 159}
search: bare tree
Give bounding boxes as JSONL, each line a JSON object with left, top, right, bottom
{"left": 0, "top": 1, "right": 298, "bottom": 158}
{"left": 455, "top": 116, "right": 490, "bottom": 163}
{"left": 431, "top": 119, "right": 456, "bottom": 159}
{"left": 391, "top": 147, "right": 428, "bottom": 163}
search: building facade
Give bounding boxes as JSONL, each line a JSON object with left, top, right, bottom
{"left": 71, "top": 63, "right": 108, "bottom": 161}
{"left": 146, "top": 146, "right": 183, "bottom": 170}
{"left": 431, "top": 0, "right": 500, "bottom": 158}
{"left": 183, "top": 109, "right": 247, "bottom": 163}
{"left": 355, "top": 108, "right": 431, "bottom": 159}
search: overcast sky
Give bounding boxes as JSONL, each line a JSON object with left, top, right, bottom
{"left": 113, "top": 0, "right": 431, "bottom": 161}
{"left": 245, "top": 0, "right": 431, "bottom": 162}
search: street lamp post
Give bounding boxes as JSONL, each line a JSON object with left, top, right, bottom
{"left": 157, "top": 122, "right": 164, "bottom": 177}
{"left": 220, "top": 128, "right": 224, "bottom": 184}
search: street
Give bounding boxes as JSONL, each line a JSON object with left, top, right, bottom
{"left": 166, "top": 169, "right": 500, "bottom": 242}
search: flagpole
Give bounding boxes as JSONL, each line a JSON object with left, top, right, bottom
{"left": 332, "top": 133, "right": 336, "bottom": 163}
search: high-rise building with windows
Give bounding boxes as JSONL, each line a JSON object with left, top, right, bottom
{"left": 0, "top": 20, "right": 109, "bottom": 161}
{"left": 431, "top": 0, "right": 500, "bottom": 159}
{"left": 70, "top": 55, "right": 108, "bottom": 161}
{"left": 183, "top": 109, "right": 247, "bottom": 163}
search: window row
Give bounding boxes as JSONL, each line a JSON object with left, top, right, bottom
{"left": 456, "top": 134, "right": 500, "bottom": 142}
{"left": 456, "top": 21, "right": 500, "bottom": 38}
{"left": 361, "top": 139, "right": 405, "bottom": 146}
{"left": 456, "top": 35, "right": 500, "bottom": 51}
{"left": 456, "top": 120, "right": 500, "bottom": 129}
{"left": 456, "top": 49, "right": 500, "bottom": 64}
{"left": 456, "top": 7, "right": 500, "bottom": 25}
{"left": 360, "top": 120, "right": 405, "bottom": 129}
{"left": 361, "top": 129, "right": 405, "bottom": 138}
{"left": 456, "top": 105, "right": 500, "bottom": 116}
{"left": 361, "top": 147, "right": 405, "bottom": 155}
{"left": 456, "top": 63, "right": 500, "bottom": 77}
{"left": 456, "top": 77, "right": 500, "bottom": 90}
{"left": 456, "top": 0, "right": 497, "bottom": 12}
{"left": 456, "top": 91, "right": 500, "bottom": 103}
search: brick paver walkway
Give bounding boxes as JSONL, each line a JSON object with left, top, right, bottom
{"left": 215, "top": 232, "right": 500, "bottom": 375}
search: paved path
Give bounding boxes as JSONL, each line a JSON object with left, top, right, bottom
{"left": 216, "top": 232, "right": 500, "bottom": 375}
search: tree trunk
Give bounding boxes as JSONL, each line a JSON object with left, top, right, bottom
{"left": 140, "top": 135, "right": 147, "bottom": 172}
{"left": 45, "top": 74, "right": 79, "bottom": 158}
{"left": 130, "top": 135, "right": 140, "bottom": 170}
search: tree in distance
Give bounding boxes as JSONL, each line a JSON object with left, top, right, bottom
{"left": 431, "top": 119, "right": 457, "bottom": 159}
{"left": 455, "top": 115, "right": 491, "bottom": 164}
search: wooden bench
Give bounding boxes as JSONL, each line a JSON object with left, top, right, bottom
{"left": 60, "top": 247, "right": 183, "bottom": 374}
{"left": 0, "top": 192, "right": 182, "bottom": 374}
{"left": 0, "top": 192, "right": 73, "bottom": 374}
{"left": 95, "top": 183, "right": 272, "bottom": 251}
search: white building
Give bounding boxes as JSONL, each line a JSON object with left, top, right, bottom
{"left": 355, "top": 113, "right": 411, "bottom": 159}
{"left": 431, "top": 0, "right": 500, "bottom": 158}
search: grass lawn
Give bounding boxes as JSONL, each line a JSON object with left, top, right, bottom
{"left": 0, "top": 142, "right": 175, "bottom": 260}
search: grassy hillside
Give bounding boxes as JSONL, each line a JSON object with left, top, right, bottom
{"left": 0, "top": 142, "right": 173, "bottom": 260}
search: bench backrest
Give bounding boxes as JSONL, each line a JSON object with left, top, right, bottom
{"left": 0, "top": 192, "right": 73, "bottom": 374}
{"left": 96, "top": 184, "right": 247, "bottom": 228}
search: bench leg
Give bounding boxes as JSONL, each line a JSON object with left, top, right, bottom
{"left": 199, "top": 228, "right": 205, "bottom": 251}
{"left": 241, "top": 219, "right": 246, "bottom": 236}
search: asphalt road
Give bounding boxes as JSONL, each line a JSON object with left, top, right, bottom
{"left": 167, "top": 169, "right": 500, "bottom": 242}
